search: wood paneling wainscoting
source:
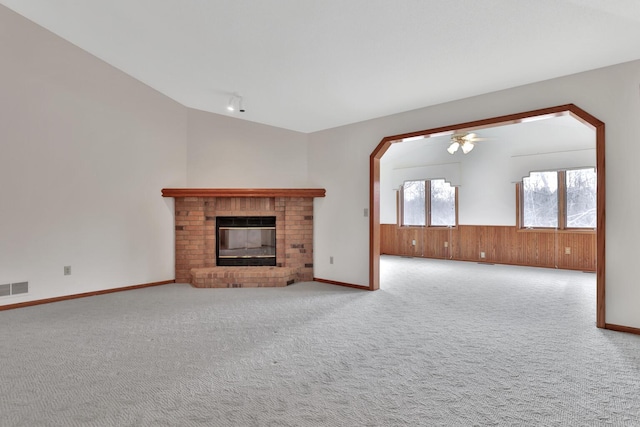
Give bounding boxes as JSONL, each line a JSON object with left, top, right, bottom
{"left": 380, "top": 224, "right": 596, "bottom": 271}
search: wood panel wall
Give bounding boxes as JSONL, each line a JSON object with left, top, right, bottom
{"left": 380, "top": 224, "right": 596, "bottom": 271}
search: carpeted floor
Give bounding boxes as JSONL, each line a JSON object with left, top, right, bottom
{"left": 1, "top": 256, "right": 639, "bottom": 426}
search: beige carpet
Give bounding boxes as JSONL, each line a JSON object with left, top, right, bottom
{"left": 1, "top": 256, "right": 639, "bottom": 426}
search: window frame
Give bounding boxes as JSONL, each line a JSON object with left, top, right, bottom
{"left": 399, "top": 179, "right": 458, "bottom": 228}
{"left": 517, "top": 168, "right": 596, "bottom": 232}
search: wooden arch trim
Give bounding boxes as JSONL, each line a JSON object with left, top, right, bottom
{"left": 369, "top": 103, "right": 606, "bottom": 328}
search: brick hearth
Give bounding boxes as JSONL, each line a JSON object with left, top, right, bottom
{"left": 191, "top": 267, "right": 297, "bottom": 288}
{"left": 162, "top": 188, "right": 326, "bottom": 288}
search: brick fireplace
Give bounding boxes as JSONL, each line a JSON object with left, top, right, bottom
{"left": 162, "top": 188, "right": 326, "bottom": 288}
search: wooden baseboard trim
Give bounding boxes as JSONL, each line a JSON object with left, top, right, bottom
{"left": 605, "top": 323, "right": 640, "bottom": 336}
{"left": 0, "top": 279, "right": 175, "bottom": 311}
{"left": 313, "top": 277, "right": 371, "bottom": 291}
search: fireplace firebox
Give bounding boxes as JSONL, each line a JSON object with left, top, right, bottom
{"left": 216, "top": 216, "right": 276, "bottom": 266}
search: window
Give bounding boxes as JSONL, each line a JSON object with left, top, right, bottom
{"left": 519, "top": 168, "right": 596, "bottom": 230}
{"left": 400, "top": 179, "right": 457, "bottom": 227}
{"left": 522, "top": 171, "right": 559, "bottom": 228}
{"left": 402, "top": 180, "right": 426, "bottom": 226}
{"left": 430, "top": 179, "right": 456, "bottom": 226}
{"left": 566, "top": 169, "right": 597, "bottom": 227}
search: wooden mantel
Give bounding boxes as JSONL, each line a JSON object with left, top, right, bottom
{"left": 161, "top": 188, "right": 326, "bottom": 198}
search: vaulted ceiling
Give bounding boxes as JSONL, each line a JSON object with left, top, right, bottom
{"left": 2, "top": 0, "right": 640, "bottom": 133}
{"left": 382, "top": 115, "right": 595, "bottom": 168}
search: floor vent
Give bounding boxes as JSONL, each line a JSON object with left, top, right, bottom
{"left": 0, "top": 281, "right": 28, "bottom": 297}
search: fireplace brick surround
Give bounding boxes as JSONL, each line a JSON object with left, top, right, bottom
{"left": 162, "top": 189, "right": 326, "bottom": 288}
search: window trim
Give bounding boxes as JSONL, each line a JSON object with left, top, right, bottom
{"left": 399, "top": 179, "right": 458, "bottom": 228}
{"left": 517, "top": 168, "right": 596, "bottom": 233}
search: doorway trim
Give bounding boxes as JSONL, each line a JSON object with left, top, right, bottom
{"left": 369, "top": 104, "right": 605, "bottom": 328}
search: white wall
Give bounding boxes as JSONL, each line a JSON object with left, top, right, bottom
{"left": 187, "top": 109, "right": 308, "bottom": 187}
{"left": 0, "top": 6, "right": 187, "bottom": 305}
{"left": 309, "top": 59, "right": 640, "bottom": 329}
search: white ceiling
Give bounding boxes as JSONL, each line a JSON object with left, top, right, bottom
{"left": 382, "top": 114, "right": 595, "bottom": 168}
{"left": 2, "top": 0, "right": 640, "bottom": 133}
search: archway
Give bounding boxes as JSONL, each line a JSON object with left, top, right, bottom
{"left": 369, "top": 104, "right": 605, "bottom": 328}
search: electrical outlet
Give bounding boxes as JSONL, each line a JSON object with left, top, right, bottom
{"left": 363, "top": 208, "right": 369, "bottom": 217}
{"left": 412, "top": 239, "right": 416, "bottom": 246}
{"left": 330, "top": 256, "right": 334, "bottom": 264}
{"left": 480, "top": 252, "right": 486, "bottom": 259}
{"left": 565, "top": 247, "right": 571, "bottom": 255}
{"left": 64, "top": 266, "right": 71, "bottom": 275}
{"left": 444, "top": 241, "right": 449, "bottom": 248}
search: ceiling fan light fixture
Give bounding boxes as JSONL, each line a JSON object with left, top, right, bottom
{"left": 448, "top": 132, "right": 481, "bottom": 154}
{"left": 461, "top": 141, "right": 475, "bottom": 154}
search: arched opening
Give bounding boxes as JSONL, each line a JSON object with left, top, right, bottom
{"left": 369, "top": 104, "right": 605, "bottom": 328}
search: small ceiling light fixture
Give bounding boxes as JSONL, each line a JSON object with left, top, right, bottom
{"left": 401, "top": 135, "right": 427, "bottom": 143}
{"left": 448, "top": 133, "right": 483, "bottom": 154}
{"left": 227, "top": 93, "right": 245, "bottom": 113}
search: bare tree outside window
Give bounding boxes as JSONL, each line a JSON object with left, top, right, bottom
{"left": 521, "top": 168, "right": 596, "bottom": 229}
{"left": 523, "top": 171, "right": 558, "bottom": 228}
{"left": 401, "top": 179, "right": 457, "bottom": 227}
{"left": 566, "top": 168, "right": 596, "bottom": 228}
{"left": 430, "top": 179, "right": 456, "bottom": 226}
{"left": 402, "top": 180, "right": 425, "bottom": 226}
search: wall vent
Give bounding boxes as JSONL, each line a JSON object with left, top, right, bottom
{"left": 0, "top": 284, "right": 10, "bottom": 297}
{"left": 0, "top": 281, "right": 28, "bottom": 297}
{"left": 11, "top": 282, "right": 29, "bottom": 295}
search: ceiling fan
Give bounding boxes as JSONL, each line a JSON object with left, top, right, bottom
{"left": 447, "top": 132, "right": 486, "bottom": 154}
